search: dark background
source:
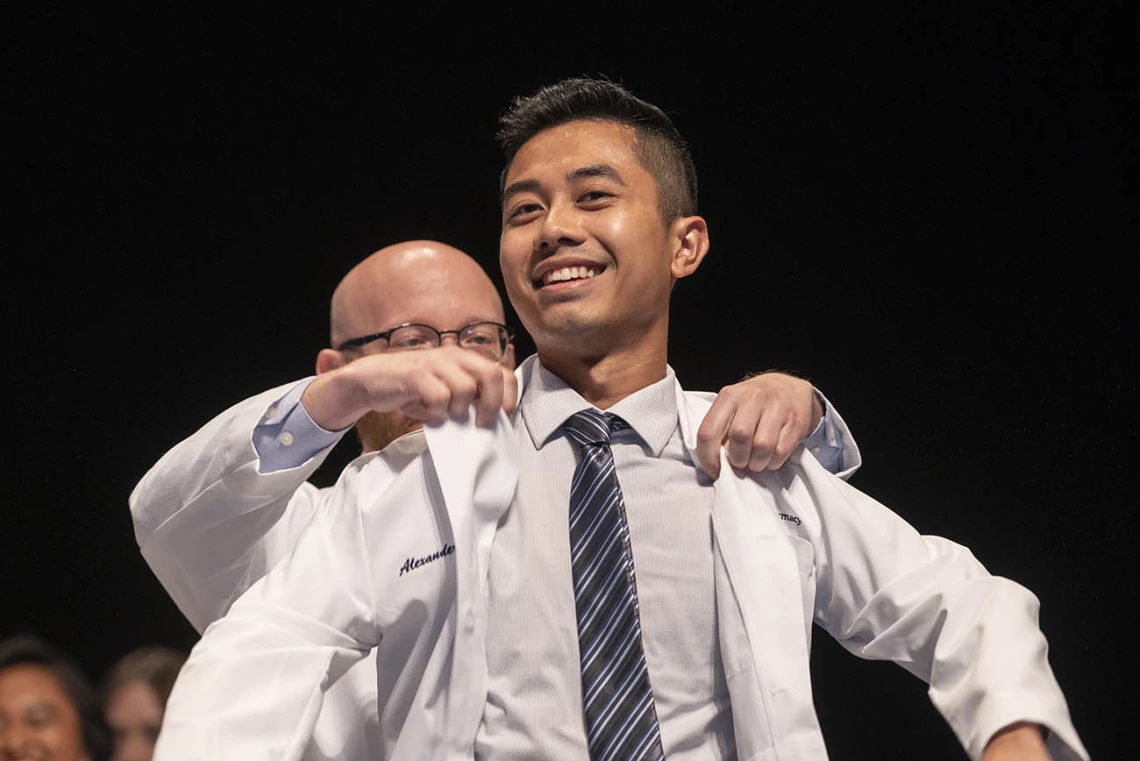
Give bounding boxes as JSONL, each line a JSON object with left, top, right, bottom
{"left": 6, "top": 4, "right": 1136, "bottom": 759}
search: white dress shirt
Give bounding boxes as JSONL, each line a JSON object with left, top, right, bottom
{"left": 478, "top": 361, "right": 734, "bottom": 759}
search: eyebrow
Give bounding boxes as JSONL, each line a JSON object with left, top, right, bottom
{"left": 25, "top": 701, "right": 60, "bottom": 719}
{"left": 570, "top": 164, "right": 626, "bottom": 185}
{"left": 502, "top": 178, "right": 540, "bottom": 205}
{"left": 501, "top": 164, "right": 628, "bottom": 206}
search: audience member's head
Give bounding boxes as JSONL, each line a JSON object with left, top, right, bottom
{"left": 100, "top": 648, "right": 186, "bottom": 761}
{"left": 0, "top": 635, "right": 109, "bottom": 761}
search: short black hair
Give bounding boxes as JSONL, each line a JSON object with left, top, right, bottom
{"left": 497, "top": 76, "right": 699, "bottom": 223}
{"left": 0, "top": 635, "right": 110, "bottom": 761}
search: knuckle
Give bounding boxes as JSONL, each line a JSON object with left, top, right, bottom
{"left": 421, "top": 387, "right": 450, "bottom": 409}
{"left": 696, "top": 422, "right": 719, "bottom": 443}
{"left": 455, "top": 377, "right": 478, "bottom": 399}
{"left": 727, "top": 423, "right": 753, "bottom": 444}
{"left": 751, "top": 431, "right": 778, "bottom": 453}
{"left": 748, "top": 384, "right": 769, "bottom": 401}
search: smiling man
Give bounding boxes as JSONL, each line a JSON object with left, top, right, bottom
{"left": 152, "top": 80, "right": 1086, "bottom": 761}
{"left": 478, "top": 83, "right": 1076, "bottom": 761}
{"left": 481, "top": 81, "right": 1085, "bottom": 761}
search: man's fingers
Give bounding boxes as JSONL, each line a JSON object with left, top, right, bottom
{"left": 700, "top": 373, "right": 823, "bottom": 476}
{"left": 404, "top": 376, "right": 455, "bottom": 420}
{"left": 360, "top": 347, "right": 515, "bottom": 427}
{"left": 400, "top": 353, "right": 476, "bottom": 420}
{"left": 471, "top": 363, "right": 519, "bottom": 426}
{"left": 695, "top": 398, "right": 734, "bottom": 478}
{"left": 418, "top": 350, "right": 512, "bottom": 427}
{"left": 472, "top": 363, "right": 505, "bottom": 427}
{"left": 725, "top": 401, "right": 768, "bottom": 471}
{"left": 439, "top": 360, "right": 487, "bottom": 420}
{"left": 501, "top": 366, "right": 519, "bottom": 417}
{"left": 761, "top": 421, "right": 801, "bottom": 471}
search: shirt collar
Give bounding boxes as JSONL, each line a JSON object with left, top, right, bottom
{"left": 519, "top": 358, "right": 679, "bottom": 458}
{"left": 385, "top": 428, "right": 427, "bottom": 457}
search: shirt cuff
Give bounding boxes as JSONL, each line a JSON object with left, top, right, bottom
{"left": 252, "top": 377, "right": 351, "bottom": 473}
{"left": 802, "top": 389, "right": 844, "bottom": 475}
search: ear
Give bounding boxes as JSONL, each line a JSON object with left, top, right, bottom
{"left": 315, "top": 348, "right": 347, "bottom": 375}
{"left": 668, "top": 215, "right": 709, "bottom": 281}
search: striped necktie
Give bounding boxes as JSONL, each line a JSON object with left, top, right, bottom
{"left": 562, "top": 409, "right": 665, "bottom": 761}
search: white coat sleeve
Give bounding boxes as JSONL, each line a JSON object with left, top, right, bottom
{"left": 152, "top": 450, "right": 390, "bottom": 761}
{"left": 128, "top": 381, "right": 345, "bottom": 632}
{"left": 780, "top": 454, "right": 1088, "bottom": 760}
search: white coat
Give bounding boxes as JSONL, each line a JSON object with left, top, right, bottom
{"left": 150, "top": 365, "right": 1087, "bottom": 761}
{"left": 132, "top": 368, "right": 860, "bottom": 761}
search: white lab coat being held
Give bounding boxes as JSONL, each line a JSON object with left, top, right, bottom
{"left": 151, "top": 375, "right": 1087, "bottom": 761}
{"left": 132, "top": 369, "right": 861, "bottom": 761}
{"left": 132, "top": 372, "right": 859, "bottom": 760}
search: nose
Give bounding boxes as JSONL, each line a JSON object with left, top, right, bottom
{"left": 438, "top": 332, "right": 462, "bottom": 348}
{"left": 536, "top": 198, "right": 587, "bottom": 252}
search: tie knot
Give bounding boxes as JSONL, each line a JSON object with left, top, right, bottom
{"left": 562, "top": 409, "right": 629, "bottom": 447}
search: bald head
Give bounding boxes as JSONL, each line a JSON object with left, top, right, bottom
{"left": 329, "top": 240, "right": 505, "bottom": 349}
{"left": 321, "top": 241, "right": 508, "bottom": 454}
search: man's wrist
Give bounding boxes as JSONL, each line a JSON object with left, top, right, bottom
{"left": 810, "top": 389, "right": 826, "bottom": 433}
{"left": 983, "top": 721, "right": 1049, "bottom": 759}
{"left": 300, "top": 365, "right": 367, "bottom": 432}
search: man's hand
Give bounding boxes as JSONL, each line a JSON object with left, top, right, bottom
{"left": 301, "top": 347, "right": 518, "bottom": 431}
{"left": 982, "top": 722, "right": 1052, "bottom": 761}
{"left": 696, "top": 372, "right": 823, "bottom": 479}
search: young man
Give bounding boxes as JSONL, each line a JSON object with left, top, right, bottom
{"left": 152, "top": 81, "right": 1085, "bottom": 761}
{"left": 135, "top": 239, "right": 857, "bottom": 761}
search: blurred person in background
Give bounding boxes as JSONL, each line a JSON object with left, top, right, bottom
{"left": 0, "top": 635, "right": 109, "bottom": 761}
{"left": 101, "top": 648, "right": 186, "bottom": 761}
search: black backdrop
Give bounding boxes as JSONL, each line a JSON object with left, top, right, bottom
{"left": 6, "top": 5, "right": 1135, "bottom": 759}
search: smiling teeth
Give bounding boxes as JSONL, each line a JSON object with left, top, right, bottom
{"left": 544, "top": 266, "right": 599, "bottom": 285}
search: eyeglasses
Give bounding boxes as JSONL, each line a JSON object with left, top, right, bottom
{"left": 338, "top": 321, "right": 512, "bottom": 360}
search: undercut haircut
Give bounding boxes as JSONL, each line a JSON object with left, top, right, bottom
{"left": 497, "top": 77, "right": 699, "bottom": 224}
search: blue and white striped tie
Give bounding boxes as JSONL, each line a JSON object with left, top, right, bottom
{"left": 563, "top": 409, "right": 665, "bottom": 761}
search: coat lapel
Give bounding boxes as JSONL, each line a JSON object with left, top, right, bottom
{"left": 422, "top": 412, "right": 518, "bottom": 758}
{"left": 676, "top": 386, "right": 822, "bottom": 758}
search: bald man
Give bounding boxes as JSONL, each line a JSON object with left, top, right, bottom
{"left": 131, "top": 240, "right": 861, "bottom": 761}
